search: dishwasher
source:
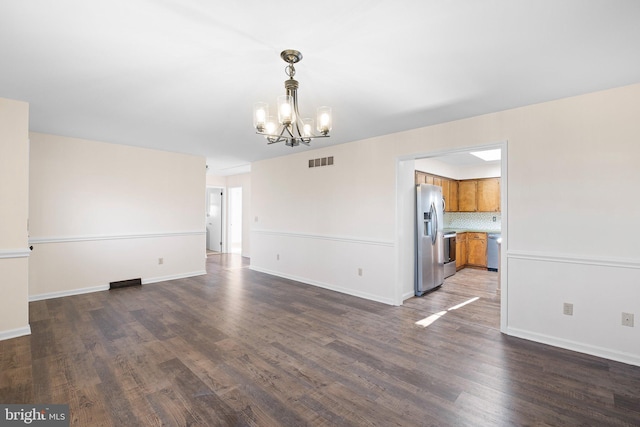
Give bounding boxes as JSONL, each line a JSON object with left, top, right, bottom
{"left": 487, "top": 233, "right": 501, "bottom": 271}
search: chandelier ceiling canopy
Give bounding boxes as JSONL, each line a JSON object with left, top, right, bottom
{"left": 253, "top": 50, "right": 332, "bottom": 147}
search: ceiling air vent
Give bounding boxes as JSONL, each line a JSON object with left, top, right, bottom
{"left": 308, "top": 156, "right": 334, "bottom": 168}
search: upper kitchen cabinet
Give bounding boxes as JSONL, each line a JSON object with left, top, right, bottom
{"left": 477, "top": 178, "right": 500, "bottom": 212}
{"left": 441, "top": 179, "right": 458, "bottom": 212}
{"left": 457, "top": 180, "right": 477, "bottom": 212}
{"left": 414, "top": 171, "right": 433, "bottom": 185}
{"left": 457, "top": 178, "right": 500, "bottom": 212}
{"left": 415, "top": 170, "right": 499, "bottom": 212}
{"left": 416, "top": 171, "right": 457, "bottom": 212}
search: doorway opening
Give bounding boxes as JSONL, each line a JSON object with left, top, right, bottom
{"left": 229, "top": 187, "right": 243, "bottom": 255}
{"left": 206, "top": 187, "right": 224, "bottom": 255}
{"left": 395, "top": 141, "right": 508, "bottom": 333}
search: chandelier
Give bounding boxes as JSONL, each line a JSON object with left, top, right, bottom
{"left": 253, "top": 50, "right": 332, "bottom": 147}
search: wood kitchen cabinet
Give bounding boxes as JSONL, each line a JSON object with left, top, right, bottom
{"left": 415, "top": 171, "right": 434, "bottom": 185}
{"left": 456, "top": 232, "right": 467, "bottom": 270}
{"left": 441, "top": 179, "right": 458, "bottom": 212}
{"left": 416, "top": 171, "right": 449, "bottom": 208}
{"left": 467, "top": 232, "right": 487, "bottom": 268}
{"left": 477, "top": 178, "right": 500, "bottom": 212}
{"left": 416, "top": 171, "right": 498, "bottom": 213}
{"left": 457, "top": 180, "right": 477, "bottom": 212}
{"left": 457, "top": 178, "right": 500, "bottom": 212}
{"left": 447, "top": 180, "right": 458, "bottom": 212}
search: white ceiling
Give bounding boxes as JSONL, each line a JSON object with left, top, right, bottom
{"left": 1, "top": 1, "right": 639, "bottom": 175}
{"left": 428, "top": 151, "right": 500, "bottom": 167}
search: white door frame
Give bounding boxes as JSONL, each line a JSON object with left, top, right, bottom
{"left": 228, "top": 186, "right": 243, "bottom": 255}
{"left": 206, "top": 186, "right": 225, "bottom": 253}
{"left": 394, "top": 140, "right": 509, "bottom": 333}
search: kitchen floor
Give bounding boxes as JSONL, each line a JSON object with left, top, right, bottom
{"left": 403, "top": 268, "right": 500, "bottom": 330}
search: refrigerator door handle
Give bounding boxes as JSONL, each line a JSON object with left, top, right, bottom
{"left": 431, "top": 202, "right": 438, "bottom": 245}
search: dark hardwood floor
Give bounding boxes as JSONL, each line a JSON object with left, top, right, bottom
{"left": 1, "top": 255, "right": 639, "bottom": 426}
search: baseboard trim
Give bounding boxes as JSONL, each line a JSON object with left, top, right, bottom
{"left": 250, "top": 265, "right": 396, "bottom": 306}
{"left": 29, "top": 270, "right": 208, "bottom": 301}
{"left": 0, "top": 325, "right": 32, "bottom": 341}
{"left": 402, "top": 291, "right": 415, "bottom": 301}
{"left": 505, "top": 326, "right": 640, "bottom": 367}
{"left": 30, "top": 285, "right": 110, "bottom": 302}
{"left": 143, "top": 270, "right": 207, "bottom": 285}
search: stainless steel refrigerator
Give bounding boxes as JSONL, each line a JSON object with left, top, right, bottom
{"left": 415, "top": 184, "right": 444, "bottom": 296}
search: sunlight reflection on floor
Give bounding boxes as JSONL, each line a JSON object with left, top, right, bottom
{"left": 414, "top": 296, "right": 480, "bottom": 328}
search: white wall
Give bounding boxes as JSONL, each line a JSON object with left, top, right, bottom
{"left": 0, "top": 97, "right": 30, "bottom": 339}
{"left": 251, "top": 83, "right": 640, "bottom": 366}
{"left": 251, "top": 139, "right": 397, "bottom": 304}
{"left": 29, "top": 133, "right": 206, "bottom": 299}
{"left": 206, "top": 174, "right": 226, "bottom": 187}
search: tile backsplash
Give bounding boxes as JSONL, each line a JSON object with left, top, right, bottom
{"left": 444, "top": 212, "right": 501, "bottom": 231}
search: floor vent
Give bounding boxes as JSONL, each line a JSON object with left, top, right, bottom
{"left": 109, "top": 278, "right": 142, "bottom": 290}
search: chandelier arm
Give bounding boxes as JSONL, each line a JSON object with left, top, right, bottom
{"left": 292, "top": 120, "right": 303, "bottom": 138}
{"left": 267, "top": 131, "right": 282, "bottom": 144}
{"left": 256, "top": 130, "right": 287, "bottom": 140}
{"left": 258, "top": 130, "right": 331, "bottom": 141}
{"left": 283, "top": 125, "right": 294, "bottom": 139}
{"left": 260, "top": 123, "right": 290, "bottom": 144}
{"left": 279, "top": 127, "right": 292, "bottom": 144}
{"left": 267, "top": 135, "right": 288, "bottom": 144}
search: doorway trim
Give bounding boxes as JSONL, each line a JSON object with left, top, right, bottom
{"left": 228, "top": 186, "right": 243, "bottom": 255}
{"left": 206, "top": 186, "right": 225, "bottom": 253}
{"left": 394, "top": 140, "right": 508, "bottom": 333}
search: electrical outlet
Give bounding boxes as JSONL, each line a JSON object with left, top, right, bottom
{"left": 158, "top": 257, "right": 164, "bottom": 265}
{"left": 255, "top": 216, "right": 258, "bottom": 222}
{"left": 276, "top": 254, "right": 280, "bottom": 261}
{"left": 563, "top": 303, "right": 573, "bottom": 316}
{"left": 492, "top": 216, "right": 497, "bottom": 222}
{"left": 622, "top": 312, "right": 634, "bottom": 327}
{"left": 358, "top": 268, "right": 363, "bottom": 276}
